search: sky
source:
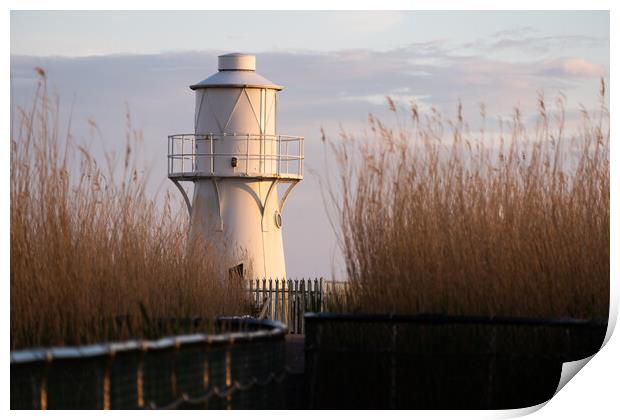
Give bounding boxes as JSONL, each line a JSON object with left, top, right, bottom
{"left": 10, "top": 11, "right": 610, "bottom": 279}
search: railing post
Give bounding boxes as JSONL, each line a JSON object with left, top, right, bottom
{"left": 192, "top": 135, "right": 196, "bottom": 173}
{"left": 277, "top": 135, "right": 281, "bottom": 176}
{"left": 299, "top": 137, "right": 303, "bottom": 177}
{"left": 181, "top": 135, "right": 185, "bottom": 174}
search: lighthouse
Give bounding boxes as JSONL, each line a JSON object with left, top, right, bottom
{"left": 168, "top": 53, "right": 303, "bottom": 280}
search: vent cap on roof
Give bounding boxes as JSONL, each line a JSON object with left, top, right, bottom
{"left": 190, "top": 53, "right": 282, "bottom": 90}
{"left": 218, "top": 53, "right": 256, "bottom": 71}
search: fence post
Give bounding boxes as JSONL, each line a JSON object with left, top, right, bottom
{"left": 268, "top": 278, "right": 273, "bottom": 320}
{"left": 274, "top": 279, "right": 279, "bottom": 322}
{"left": 298, "top": 279, "right": 302, "bottom": 334}
{"left": 301, "top": 279, "right": 306, "bottom": 334}
{"left": 308, "top": 279, "right": 313, "bottom": 313}
{"left": 287, "top": 279, "right": 292, "bottom": 333}
{"left": 281, "top": 279, "right": 286, "bottom": 323}
{"left": 137, "top": 352, "right": 145, "bottom": 408}
{"left": 255, "top": 279, "right": 260, "bottom": 311}
{"left": 320, "top": 278, "right": 325, "bottom": 312}
{"left": 290, "top": 279, "right": 295, "bottom": 334}
{"left": 249, "top": 279, "right": 254, "bottom": 311}
{"left": 39, "top": 369, "right": 48, "bottom": 410}
{"left": 311, "top": 278, "right": 316, "bottom": 312}
{"left": 262, "top": 278, "right": 267, "bottom": 312}
{"left": 298, "top": 279, "right": 303, "bottom": 334}
{"left": 288, "top": 279, "right": 295, "bottom": 334}
{"left": 293, "top": 279, "right": 299, "bottom": 334}
{"left": 102, "top": 354, "right": 112, "bottom": 409}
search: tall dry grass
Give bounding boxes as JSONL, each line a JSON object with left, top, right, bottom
{"left": 325, "top": 82, "right": 609, "bottom": 319}
{"left": 11, "top": 71, "right": 249, "bottom": 349}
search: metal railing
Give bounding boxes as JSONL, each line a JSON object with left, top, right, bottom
{"left": 10, "top": 318, "right": 288, "bottom": 410}
{"left": 168, "top": 133, "right": 304, "bottom": 180}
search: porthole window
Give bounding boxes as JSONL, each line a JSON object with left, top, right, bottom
{"left": 274, "top": 210, "right": 282, "bottom": 229}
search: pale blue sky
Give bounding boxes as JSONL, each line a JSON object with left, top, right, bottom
{"left": 11, "top": 11, "right": 608, "bottom": 60}
{"left": 10, "top": 11, "right": 610, "bottom": 278}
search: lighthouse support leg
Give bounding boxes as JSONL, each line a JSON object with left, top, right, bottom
{"left": 171, "top": 179, "right": 192, "bottom": 219}
{"left": 211, "top": 178, "right": 224, "bottom": 232}
{"left": 261, "top": 179, "right": 279, "bottom": 232}
{"left": 259, "top": 179, "right": 300, "bottom": 231}
{"left": 279, "top": 180, "right": 300, "bottom": 213}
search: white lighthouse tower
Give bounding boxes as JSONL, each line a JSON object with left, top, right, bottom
{"left": 168, "top": 53, "right": 303, "bottom": 279}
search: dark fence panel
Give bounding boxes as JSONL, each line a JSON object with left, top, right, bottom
{"left": 11, "top": 318, "right": 287, "bottom": 410}
{"left": 305, "top": 313, "right": 607, "bottom": 409}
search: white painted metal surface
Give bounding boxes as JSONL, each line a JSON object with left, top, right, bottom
{"left": 168, "top": 53, "right": 303, "bottom": 280}
{"left": 217, "top": 52, "right": 256, "bottom": 71}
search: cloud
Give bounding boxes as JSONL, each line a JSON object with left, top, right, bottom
{"left": 10, "top": 47, "right": 606, "bottom": 176}
{"left": 491, "top": 26, "right": 539, "bottom": 39}
{"left": 341, "top": 92, "right": 432, "bottom": 111}
{"left": 489, "top": 35, "right": 605, "bottom": 54}
{"left": 541, "top": 57, "right": 606, "bottom": 78}
{"left": 10, "top": 45, "right": 608, "bottom": 278}
{"left": 459, "top": 30, "right": 607, "bottom": 58}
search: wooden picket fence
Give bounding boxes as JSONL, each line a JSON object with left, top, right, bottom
{"left": 249, "top": 278, "right": 347, "bottom": 334}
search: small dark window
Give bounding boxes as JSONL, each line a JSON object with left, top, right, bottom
{"left": 229, "top": 263, "right": 244, "bottom": 280}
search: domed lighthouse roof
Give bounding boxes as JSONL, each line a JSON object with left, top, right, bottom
{"left": 190, "top": 53, "right": 283, "bottom": 91}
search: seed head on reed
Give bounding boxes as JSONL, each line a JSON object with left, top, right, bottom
{"left": 325, "top": 83, "right": 609, "bottom": 319}
{"left": 10, "top": 72, "right": 250, "bottom": 349}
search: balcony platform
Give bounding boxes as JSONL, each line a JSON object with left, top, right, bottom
{"left": 168, "top": 171, "right": 303, "bottom": 182}
{"left": 167, "top": 133, "right": 304, "bottom": 181}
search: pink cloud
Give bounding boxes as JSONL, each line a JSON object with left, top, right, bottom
{"left": 544, "top": 58, "right": 606, "bottom": 78}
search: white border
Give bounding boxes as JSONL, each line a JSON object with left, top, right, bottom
{"left": 3, "top": 3, "right": 616, "bottom": 418}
